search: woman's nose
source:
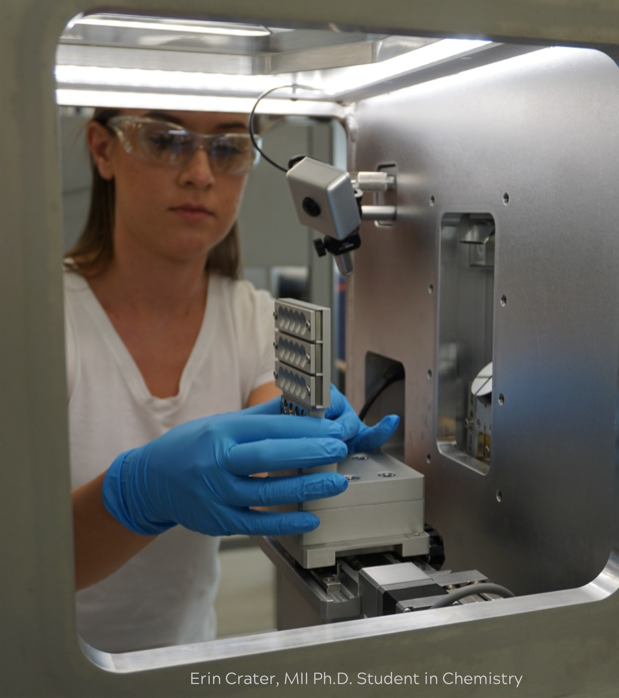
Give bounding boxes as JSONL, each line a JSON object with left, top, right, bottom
{"left": 178, "top": 146, "right": 215, "bottom": 188}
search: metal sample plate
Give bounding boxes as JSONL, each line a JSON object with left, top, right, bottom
{"left": 301, "top": 451, "right": 424, "bottom": 511}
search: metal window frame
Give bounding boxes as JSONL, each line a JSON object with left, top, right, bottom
{"left": 3, "top": 2, "right": 619, "bottom": 696}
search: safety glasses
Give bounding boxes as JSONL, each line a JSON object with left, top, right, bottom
{"left": 107, "top": 116, "right": 261, "bottom": 175}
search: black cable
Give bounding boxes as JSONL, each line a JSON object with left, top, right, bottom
{"left": 358, "top": 365, "right": 405, "bottom": 422}
{"left": 248, "top": 84, "right": 321, "bottom": 173}
{"left": 429, "top": 583, "right": 515, "bottom": 609}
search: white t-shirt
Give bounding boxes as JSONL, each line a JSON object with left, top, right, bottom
{"left": 64, "top": 269, "right": 275, "bottom": 653}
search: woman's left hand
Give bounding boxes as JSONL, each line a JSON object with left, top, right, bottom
{"left": 248, "top": 384, "right": 399, "bottom": 455}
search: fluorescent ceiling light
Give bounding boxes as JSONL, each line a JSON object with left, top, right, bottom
{"left": 56, "top": 40, "right": 490, "bottom": 98}
{"left": 74, "top": 16, "right": 271, "bottom": 37}
{"left": 55, "top": 65, "right": 290, "bottom": 94}
{"left": 55, "top": 89, "right": 344, "bottom": 118}
{"left": 55, "top": 38, "right": 497, "bottom": 113}
{"left": 317, "top": 38, "right": 491, "bottom": 95}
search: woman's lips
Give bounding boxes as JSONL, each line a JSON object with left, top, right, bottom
{"left": 170, "top": 205, "right": 213, "bottom": 222}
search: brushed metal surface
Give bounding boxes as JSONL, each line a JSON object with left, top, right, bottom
{"left": 347, "top": 46, "right": 619, "bottom": 596}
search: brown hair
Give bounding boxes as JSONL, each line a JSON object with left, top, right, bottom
{"left": 64, "top": 107, "right": 241, "bottom": 279}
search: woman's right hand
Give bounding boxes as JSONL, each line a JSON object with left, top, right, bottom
{"left": 101, "top": 410, "right": 349, "bottom": 537}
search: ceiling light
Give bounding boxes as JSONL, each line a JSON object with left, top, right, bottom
{"left": 319, "top": 39, "right": 491, "bottom": 95}
{"left": 55, "top": 89, "right": 344, "bottom": 118}
{"left": 55, "top": 65, "right": 288, "bottom": 93}
{"left": 72, "top": 15, "right": 271, "bottom": 37}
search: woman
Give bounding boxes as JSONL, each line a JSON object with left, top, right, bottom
{"left": 66, "top": 107, "right": 398, "bottom": 652}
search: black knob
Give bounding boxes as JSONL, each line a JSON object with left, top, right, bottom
{"left": 313, "top": 238, "right": 327, "bottom": 257}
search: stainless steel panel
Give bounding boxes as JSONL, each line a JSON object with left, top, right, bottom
{"left": 347, "top": 46, "right": 619, "bottom": 595}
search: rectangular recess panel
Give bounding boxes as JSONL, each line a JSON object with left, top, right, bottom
{"left": 437, "top": 213, "right": 495, "bottom": 475}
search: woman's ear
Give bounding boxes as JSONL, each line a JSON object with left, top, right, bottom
{"left": 86, "top": 121, "right": 115, "bottom": 180}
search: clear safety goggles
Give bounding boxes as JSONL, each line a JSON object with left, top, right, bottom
{"left": 107, "top": 116, "right": 262, "bottom": 175}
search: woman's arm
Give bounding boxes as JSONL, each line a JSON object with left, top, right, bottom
{"left": 72, "top": 384, "right": 279, "bottom": 590}
{"left": 72, "top": 472, "right": 157, "bottom": 591}
{"left": 247, "top": 381, "right": 281, "bottom": 407}
{"left": 72, "top": 386, "right": 395, "bottom": 592}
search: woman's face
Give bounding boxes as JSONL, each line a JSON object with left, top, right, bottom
{"left": 90, "top": 109, "right": 251, "bottom": 264}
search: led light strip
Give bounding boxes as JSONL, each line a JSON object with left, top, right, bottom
{"left": 54, "top": 89, "right": 344, "bottom": 117}
{"left": 72, "top": 16, "right": 271, "bottom": 37}
{"left": 55, "top": 65, "right": 287, "bottom": 93}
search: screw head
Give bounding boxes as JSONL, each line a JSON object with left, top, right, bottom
{"left": 346, "top": 475, "right": 360, "bottom": 482}
{"left": 306, "top": 353, "right": 311, "bottom": 364}
{"left": 351, "top": 454, "right": 368, "bottom": 460}
{"left": 306, "top": 385, "right": 311, "bottom": 395}
{"left": 305, "top": 320, "right": 311, "bottom": 331}
{"left": 378, "top": 472, "right": 396, "bottom": 478}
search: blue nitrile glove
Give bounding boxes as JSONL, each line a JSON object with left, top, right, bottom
{"left": 326, "top": 385, "right": 400, "bottom": 454}
{"left": 102, "top": 410, "right": 349, "bottom": 537}
{"left": 248, "top": 385, "right": 399, "bottom": 454}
